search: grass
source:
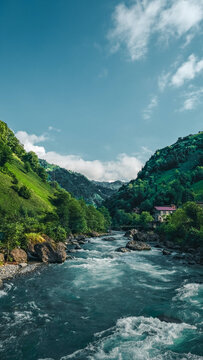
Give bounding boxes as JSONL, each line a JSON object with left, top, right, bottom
{"left": 0, "top": 157, "right": 55, "bottom": 215}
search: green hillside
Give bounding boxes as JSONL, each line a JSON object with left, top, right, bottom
{"left": 0, "top": 120, "right": 111, "bottom": 252}
{"left": 39, "top": 159, "right": 123, "bottom": 205}
{"left": 106, "top": 132, "right": 203, "bottom": 226}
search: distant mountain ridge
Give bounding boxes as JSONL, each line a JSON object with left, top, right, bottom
{"left": 39, "top": 159, "right": 124, "bottom": 205}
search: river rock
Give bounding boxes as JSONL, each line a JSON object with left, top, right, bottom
{"left": 34, "top": 242, "right": 67, "bottom": 263}
{"left": 158, "top": 315, "right": 182, "bottom": 324}
{"left": 0, "top": 279, "right": 3, "bottom": 288}
{"left": 126, "top": 240, "right": 151, "bottom": 251}
{"left": 133, "top": 231, "right": 160, "bottom": 243}
{"left": 19, "top": 263, "right": 27, "bottom": 268}
{"left": 10, "top": 248, "right": 28, "bottom": 263}
{"left": 75, "top": 244, "right": 81, "bottom": 250}
{"left": 116, "top": 247, "right": 131, "bottom": 253}
{"left": 124, "top": 229, "right": 138, "bottom": 238}
{"left": 162, "top": 249, "right": 171, "bottom": 256}
{"left": 0, "top": 253, "right": 5, "bottom": 263}
{"left": 76, "top": 235, "right": 86, "bottom": 241}
{"left": 87, "top": 231, "right": 100, "bottom": 237}
{"left": 102, "top": 237, "right": 116, "bottom": 241}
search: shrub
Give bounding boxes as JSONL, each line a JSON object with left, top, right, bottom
{"left": 18, "top": 185, "right": 31, "bottom": 199}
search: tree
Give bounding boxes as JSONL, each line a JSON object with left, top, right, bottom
{"left": 0, "top": 142, "right": 12, "bottom": 167}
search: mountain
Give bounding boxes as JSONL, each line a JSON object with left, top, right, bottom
{"left": 0, "top": 121, "right": 55, "bottom": 216}
{"left": 0, "top": 120, "right": 111, "bottom": 252}
{"left": 39, "top": 159, "right": 123, "bottom": 205}
{"left": 106, "top": 132, "right": 203, "bottom": 224}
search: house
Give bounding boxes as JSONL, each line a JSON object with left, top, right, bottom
{"left": 154, "top": 205, "right": 176, "bottom": 222}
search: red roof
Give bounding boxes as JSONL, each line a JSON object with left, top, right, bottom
{"left": 154, "top": 206, "right": 176, "bottom": 211}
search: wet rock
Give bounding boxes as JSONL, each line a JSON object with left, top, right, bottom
{"left": 158, "top": 315, "right": 182, "bottom": 324}
{"left": 116, "top": 247, "right": 131, "bottom": 253}
{"left": 10, "top": 248, "right": 28, "bottom": 263}
{"left": 126, "top": 240, "right": 151, "bottom": 251}
{"left": 0, "top": 253, "right": 5, "bottom": 263}
{"left": 162, "top": 249, "right": 171, "bottom": 256}
{"left": 133, "top": 231, "right": 160, "bottom": 243}
{"left": 124, "top": 229, "right": 138, "bottom": 238}
{"left": 19, "top": 263, "right": 27, "bottom": 268}
{"left": 76, "top": 235, "right": 86, "bottom": 241}
{"left": 0, "top": 278, "right": 3, "bottom": 288}
{"left": 75, "top": 244, "right": 81, "bottom": 250}
{"left": 102, "top": 237, "right": 116, "bottom": 241}
{"left": 87, "top": 231, "right": 100, "bottom": 237}
{"left": 77, "top": 240, "right": 86, "bottom": 245}
{"left": 34, "top": 242, "right": 67, "bottom": 263}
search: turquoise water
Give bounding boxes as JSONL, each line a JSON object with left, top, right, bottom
{"left": 0, "top": 232, "right": 203, "bottom": 360}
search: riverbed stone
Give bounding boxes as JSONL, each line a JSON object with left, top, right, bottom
{"left": 124, "top": 229, "right": 138, "bottom": 238}
{"left": 116, "top": 247, "right": 131, "bottom": 253}
{"left": 126, "top": 240, "right": 151, "bottom": 251}
{"left": 162, "top": 249, "right": 171, "bottom": 256}
{"left": 102, "top": 237, "right": 116, "bottom": 241}
{"left": 10, "top": 248, "right": 28, "bottom": 263}
{"left": 34, "top": 242, "right": 67, "bottom": 263}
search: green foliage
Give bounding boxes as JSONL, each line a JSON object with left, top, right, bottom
{"left": 0, "top": 120, "right": 112, "bottom": 252}
{"left": 158, "top": 202, "right": 203, "bottom": 249}
{"left": 0, "top": 142, "right": 12, "bottom": 167}
{"left": 106, "top": 132, "right": 203, "bottom": 226}
{"left": 18, "top": 185, "right": 31, "bottom": 199}
{"left": 39, "top": 159, "right": 123, "bottom": 206}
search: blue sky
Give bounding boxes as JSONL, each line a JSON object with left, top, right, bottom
{"left": 0, "top": 0, "right": 203, "bottom": 181}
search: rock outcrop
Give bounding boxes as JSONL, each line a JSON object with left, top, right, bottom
{"left": 116, "top": 247, "right": 131, "bottom": 253}
{"left": 34, "top": 242, "right": 67, "bottom": 263}
{"left": 126, "top": 240, "right": 151, "bottom": 251}
{"left": 102, "top": 237, "right": 116, "bottom": 241}
{"left": 124, "top": 229, "right": 138, "bottom": 238}
{"left": 10, "top": 248, "right": 28, "bottom": 263}
{"left": 133, "top": 231, "right": 160, "bottom": 243}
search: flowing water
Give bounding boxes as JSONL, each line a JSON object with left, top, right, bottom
{"left": 0, "top": 232, "right": 203, "bottom": 360}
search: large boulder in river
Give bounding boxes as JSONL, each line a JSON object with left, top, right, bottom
{"left": 124, "top": 229, "right": 138, "bottom": 238}
{"left": 102, "top": 237, "right": 116, "bottom": 241}
{"left": 34, "top": 242, "right": 67, "bottom": 263}
{"left": 126, "top": 240, "right": 151, "bottom": 251}
{"left": 133, "top": 231, "right": 160, "bottom": 242}
{"left": 10, "top": 248, "right": 27, "bottom": 263}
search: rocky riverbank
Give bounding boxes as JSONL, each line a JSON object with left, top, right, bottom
{"left": 0, "top": 262, "right": 42, "bottom": 288}
{"left": 117, "top": 228, "right": 202, "bottom": 266}
{"left": 0, "top": 232, "right": 110, "bottom": 287}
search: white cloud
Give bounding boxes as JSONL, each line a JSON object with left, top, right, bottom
{"left": 108, "top": 0, "right": 203, "bottom": 61}
{"left": 15, "top": 131, "right": 47, "bottom": 157}
{"left": 16, "top": 131, "right": 143, "bottom": 182}
{"left": 143, "top": 95, "right": 158, "bottom": 120}
{"left": 108, "top": 0, "right": 164, "bottom": 61}
{"left": 171, "top": 54, "right": 203, "bottom": 87}
{"left": 48, "top": 126, "right": 61, "bottom": 132}
{"left": 158, "top": 0, "right": 203, "bottom": 37}
{"left": 158, "top": 71, "right": 171, "bottom": 91}
{"left": 180, "top": 87, "right": 203, "bottom": 111}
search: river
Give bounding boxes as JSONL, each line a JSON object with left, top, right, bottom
{"left": 0, "top": 232, "right": 202, "bottom": 360}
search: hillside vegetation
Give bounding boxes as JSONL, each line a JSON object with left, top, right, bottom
{"left": 106, "top": 132, "right": 203, "bottom": 227}
{"left": 39, "top": 159, "right": 123, "bottom": 205}
{"left": 0, "top": 120, "right": 111, "bottom": 252}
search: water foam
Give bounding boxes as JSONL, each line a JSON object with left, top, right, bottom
{"left": 173, "top": 283, "right": 201, "bottom": 302}
{"left": 61, "top": 315, "right": 196, "bottom": 360}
